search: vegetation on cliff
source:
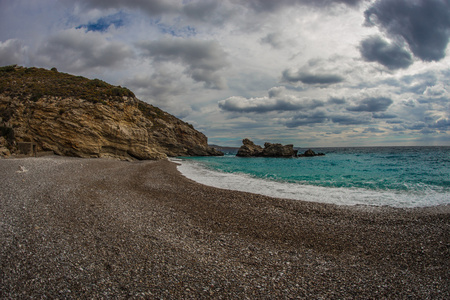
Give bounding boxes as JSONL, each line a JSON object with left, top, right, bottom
{"left": 0, "top": 65, "right": 222, "bottom": 159}
{"left": 0, "top": 65, "right": 134, "bottom": 104}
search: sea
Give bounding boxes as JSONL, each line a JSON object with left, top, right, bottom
{"left": 174, "top": 146, "right": 450, "bottom": 208}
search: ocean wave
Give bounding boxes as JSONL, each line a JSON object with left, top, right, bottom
{"left": 175, "top": 159, "right": 449, "bottom": 208}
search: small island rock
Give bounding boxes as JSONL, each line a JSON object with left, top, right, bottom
{"left": 236, "top": 139, "right": 297, "bottom": 158}
{"left": 236, "top": 138, "right": 263, "bottom": 157}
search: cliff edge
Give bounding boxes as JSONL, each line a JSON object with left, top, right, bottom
{"left": 0, "top": 65, "right": 223, "bottom": 160}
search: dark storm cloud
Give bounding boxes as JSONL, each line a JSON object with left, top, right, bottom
{"left": 359, "top": 35, "right": 413, "bottom": 70}
{"left": 218, "top": 86, "right": 326, "bottom": 113}
{"left": 73, "top": 0, "right": 231, "bottom": 25}
{"left": 285, "top": 111, "right": 329, "bottom": 127}
{"left": 363, "top": 127, "right": 385, "bottom": 133}
{"left": 74, "top": 0, "right": 179, "bottom": 16}
{"left": 242, "top": 0, "right": 363, "bottom": 12}
{"left": 137, "top": 38, "right": 229, "bottom": 89}
{"left": 417, "top": 96, "right": 449, "bottom": 106}
{"left": 181, "top": 1, "right": 235, "bottom": 25}
{"left": 331, "top": 114, "right": 371, "bottom": 125}
{"left": 396, "top": 72, "right": 438, "bottom": 94}
{"left": 403, "top": 122, "right": 427, "bottom": 131}
{"left": 182, "top": 1, "right": 219, "bottom": 20}
{"left": 364, "top": 0, "right": 450, "bottom": 61}
{"left": 328, "top": 97, "right": 346, "bottom": 105}
{"left": 286, "top": 111, "right": 373, "bottom": 127}
{"left": 372, "top": 112, "right": 397, "bottom": 119}
{"left": 430, "top": 118, "right": 450, "bottom": 130}
{"left": 282, "top": 69, "right": 344, "bottom": 85}
{"left": 218, "top": 95, "right": 325, "bottom": 113}
{"left": 347, "top": 97, "right": 393, "bottom": 112}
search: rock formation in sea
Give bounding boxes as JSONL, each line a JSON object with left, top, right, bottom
{"left": 236, "top": 138, "right": 298, "bottom": 157}
{"left": 298, "top": 149, "right": 325, "bottom": 157}
{"left": 236, "top": 139, "right": 264, "bottom": 157}
{"left": 0, "top": 65, "right": 223, "bottom": 160}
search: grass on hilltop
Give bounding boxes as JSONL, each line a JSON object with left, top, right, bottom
{"left": 0, "top": 65, "right": 135, "bottom": 105}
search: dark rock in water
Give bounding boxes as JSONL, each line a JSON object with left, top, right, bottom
{"left": 298, "top": 149, "right": 325, "bottom": 157}
{"left": 303, "top": 149, "right": 316, "bottom": 157}
{"left": 262, "top": 142, "right": 298, "bottom": 157}
{"left": 236, "top": 139, "right": 297, "bottom": 157}
{"left": 236, "top": 138, "right": 263, "bottom": 157}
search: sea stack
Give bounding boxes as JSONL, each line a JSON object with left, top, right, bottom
{"left": 236, "top": 138, "right": 297, "bottom": 157}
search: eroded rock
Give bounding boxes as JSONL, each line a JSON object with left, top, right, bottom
{"left": 0, "top": 66, "right": 223, "bottom": 160}
{"left": 236, "top": 139, "right": 297, "bottom": 157}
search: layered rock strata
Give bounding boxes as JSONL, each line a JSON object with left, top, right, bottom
{"left": 0, "top": 66, "right": 223, "bottom": 160}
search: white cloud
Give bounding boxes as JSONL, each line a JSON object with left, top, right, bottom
{"left": 137, "top": 38, "right": 229, "bottom": 89}
{"left": 0, "top": 39, "right": 28, "bottom": 66}
{"left": 0, "top": 0, "right": 448, "bottom": 146}
{"left": 33, "top": 28, "right": 134, "bottom": 73}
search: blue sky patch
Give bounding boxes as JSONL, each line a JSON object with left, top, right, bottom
{"left": 77, "top": 12, "right": 126, "bottom": 32}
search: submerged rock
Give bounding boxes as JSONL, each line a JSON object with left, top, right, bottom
{"left": 298, "top": 149, "right": 325, "bottom": 157}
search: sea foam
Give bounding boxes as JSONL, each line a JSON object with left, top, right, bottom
{"left": 175, "top": 158, "right": 448, "bottom": 208}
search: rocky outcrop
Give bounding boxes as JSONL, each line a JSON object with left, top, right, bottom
{"left": 236, "top": 139, "right": 297, "bottom": 157}
{"left": 0, "top": 66, "right": 223, "bottom": 160}
{"left": 236, "top": 139, "right": 326, "bottom": 158}
{"left": 236, "top": 138, "right": 264, "bottom": 157}
{"left": 262, "top": 142, "right": 298, "bottom": 157}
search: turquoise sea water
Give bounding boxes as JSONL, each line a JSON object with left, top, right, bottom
{"left": 176, "top": 147, "right": 450, "bottom": 208}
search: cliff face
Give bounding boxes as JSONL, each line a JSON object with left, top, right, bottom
{"left": 0, "top": 66, "right": 222, "bottom": 160}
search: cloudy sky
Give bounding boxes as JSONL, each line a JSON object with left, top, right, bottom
{"left": 1, "top": 0, "right": 449, "bottom": 147}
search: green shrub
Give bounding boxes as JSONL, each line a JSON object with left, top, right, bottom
{"left": 0, "top": 66, "right": 139, "bottom": 105}
{"left": 0, "top": 65, "right": 17, "bottom": 73}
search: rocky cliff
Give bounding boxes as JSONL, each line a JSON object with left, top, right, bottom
{"left": 0, "top": 65, "right": 223, "bottom": 160}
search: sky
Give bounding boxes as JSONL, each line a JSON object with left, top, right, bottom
{"left": 0, "top": 0, "right": 449, "bottom": 147}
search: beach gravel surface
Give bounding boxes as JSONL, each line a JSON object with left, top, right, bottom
{"left": 1, "top": 156, "right": 448, "bottom": 298}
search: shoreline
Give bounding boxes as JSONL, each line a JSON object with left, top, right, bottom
{"left": 174, "top": 156, "right": 450, "bottom": 209}
{"left": 1, "top": 156, "right": 449, "bottom": 298}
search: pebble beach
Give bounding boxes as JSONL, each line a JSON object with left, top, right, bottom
{"left": 1, "top": 156, "right": 449, "bottom": 298}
